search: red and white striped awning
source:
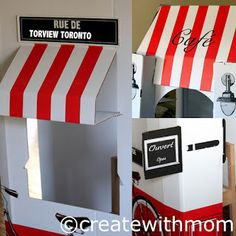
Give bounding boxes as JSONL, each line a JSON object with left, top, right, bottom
{"left": 137, "top": 6, "right": 236, "bottom": 92}
{"left": 0, "top": 44, "right": 118, "bottom": 125}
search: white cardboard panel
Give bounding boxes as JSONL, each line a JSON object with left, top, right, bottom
{"left": 213, "top": 62, "right": 236, "bottom": 118}
{"left": 140, "top": 56, "right": 156, "bottom": 118}
{"left": 176, "top": 119, "right": 223, "bottom": 211}
{"left": 95, "top": 112, "right": 121, "bottom": 125}
{"left": 132, "top": 54, "right": 143, "bottom": 118}
{"left": 132, "top": 54, "right": 156, "bottom": 118}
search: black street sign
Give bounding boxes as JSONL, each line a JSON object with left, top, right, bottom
{"left": 18, "top": 17, "right": 118, "bottom": 45}
{"left": 143, "top": 126, "right": 182, "bottom": 179}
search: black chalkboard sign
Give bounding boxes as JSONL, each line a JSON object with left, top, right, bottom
{"left": 143, "top": 126, "right": 182, "bottom": 179}
{"left": 18, "top": 17, "right": 118, "bottom": 45}
{"left": 132, "top": 147, "right": 142, "bottom": 166}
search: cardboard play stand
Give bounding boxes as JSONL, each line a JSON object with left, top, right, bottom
{"left": 0, "top": 0, "right": 131, "bottom": 235}
{"left": 136, "top": 5, "right": 236, "bottom": 118}
{"left": 132, "top": 119, "right": 224, "bottom": 235}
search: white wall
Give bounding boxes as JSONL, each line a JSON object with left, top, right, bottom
{"left": 226, "top": 120, "right": 236, "bottom": 144}
{"left": 224, "top": 119, "right": 236, "bottom": 185}
{"left": 132, "top": 119, "right": 147, "bottom": 149}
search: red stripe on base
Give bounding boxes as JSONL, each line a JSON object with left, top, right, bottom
{"left": 6, "top": 222, "right": 63, "bottom": 236}
{"left": 10, "top": 44, "right": 47, "bottom": 117}
{"left": 37, "top": 44, "right": 74, "bottom": 120}
{"left": 161, "top": 6, "right": 189, "bottom": 86}
{"left": 179, "top": 6, "right": 208, "bottom": 88}
{"left": 200, "top": 6, "right": 230, "bottom": 91}
{"left": 146, "top": 6, "right": 170, "bottom": 56}
{"left": 227, "top": 30, "right": 236, "bottom": 63}
{"left": 134, "top": 186, "right": 223, "bottom": 220}
{"left": 65, "top": 46, "right": 102, "bottom": 123}
{"left": 133, "top": 187, "right": 223, "bottom": 235}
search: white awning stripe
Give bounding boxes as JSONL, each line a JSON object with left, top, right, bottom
{"left": 215, "top": 6, "right": 236, "bottom": 62}
{"left": 51, "top": 46, "right": 87, "bottom": 122}
{"left": 0, "top": 46, "right": 34, "bottom": 116}
{"left": 170, "top": 6, "right": 198, "bottom": 88}
{"left": 80, "top": 47, "right": 116, "bottom": 124}
{"left": 189, "top": 6, "right": 219, "bottom": 90}
{"left": 23, "top": 46, "right": 59, "bottom": 118}
{"left": 154, "top": 6, "right": 180, "bottom": 86}
{"left": 138, "top": 11, "right": 159, "bottom": 55}
{"left": 155, "top": 6, "right": 180, "bottom": 58}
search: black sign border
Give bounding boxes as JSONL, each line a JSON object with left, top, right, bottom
{"left": 132, "top": 147, "right": 143, "bottom": 167}
{"left": 18, "top": 16, "right": 119, "bottom": 45}
{"left": 142, "top": 126, "right": 182, "bottom": 179}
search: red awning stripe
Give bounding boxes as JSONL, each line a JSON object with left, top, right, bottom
{"left": 179, "top": 6, "right": 208, "bottom": 88}
{"left": 227, "top": 30, "right": 236, "bottom": 63}
{"left": 10, "top": 44, "right": 47, "bottom": 117}
{"left": 161, "top": 6, "right": 189, "bottom": 86}
{"left": 37, "top": 44, "right": 74, "bottom": 120}
{"left": 146, "top": 6, "right": 171, "bottom": 56}
{"left": 65, "top": 46, "right": 103, "bottom": 123}
{"left": 200, "top": 6, "right": 230, "bottom": 91}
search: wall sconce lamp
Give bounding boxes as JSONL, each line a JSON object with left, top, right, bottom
{"left": 217, "top": 73, "right": 236, "bottom": 116}
{"left": 132, "top": 63, "right": 139, "bottom": 100}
